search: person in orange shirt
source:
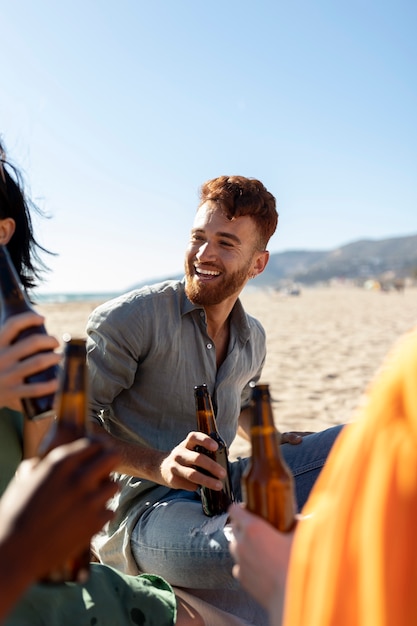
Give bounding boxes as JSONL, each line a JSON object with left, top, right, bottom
{"left": 229, "top": 326, "right": 417, "bottom": 626}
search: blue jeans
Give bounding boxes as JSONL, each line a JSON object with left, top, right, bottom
{"left": 131, "top": 424, "right": 343, "bottom": 589}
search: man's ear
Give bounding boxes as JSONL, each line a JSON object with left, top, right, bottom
{"left": 0, "top": 218, "right": 16, "bottom": 244}
{"left": 251, "top": 250, "right": 269, "bottom": 279}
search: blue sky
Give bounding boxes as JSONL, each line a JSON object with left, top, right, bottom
{"left": 2, "top": 1, "right": 416, "bottom": 294}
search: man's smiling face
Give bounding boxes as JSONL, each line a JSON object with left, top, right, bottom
{"left": 184, "top": 201, "right": 265, "bottom": 307}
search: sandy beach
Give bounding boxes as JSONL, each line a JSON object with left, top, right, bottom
{"left": 37, "top": 285, "right": 417, "bottom": 459}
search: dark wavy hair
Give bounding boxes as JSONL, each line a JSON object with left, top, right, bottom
{"left": 0, "top": 139, "right": 54, "bottom": 291}
{"left": 198, "top": 175, "right": 278, "bottom": 250}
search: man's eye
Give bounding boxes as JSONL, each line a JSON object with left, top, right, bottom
{"left": 220, "top": 240, "right": 233, "bottom": 247}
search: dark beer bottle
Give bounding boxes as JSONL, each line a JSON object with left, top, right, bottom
{"left": 242, "top": 383, "right": 296, "bottom": 532}
{"left": 38, "top": 336, "right": 91, "bottom": 583}
{"left": 194, "top": 384, "right": 234, "bottom": 516}
{"left": 0, "top": 244, "right": 57, "bottom": 420}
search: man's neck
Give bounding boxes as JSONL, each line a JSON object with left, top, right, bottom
{"left": 204, "top": 296, "right": 237, "bottom": 340}
{"left": 204, "top": 302, "right": 235, "bottom": 369}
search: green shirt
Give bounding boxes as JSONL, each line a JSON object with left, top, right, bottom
{"left": 0, "top": 413, "right": 176, "bottom": 625}
{"left": 4, "top": 564, "right": 176, "bottom": 626}
{"left": 0, "top": 408, "right": 23, "bottom": 497}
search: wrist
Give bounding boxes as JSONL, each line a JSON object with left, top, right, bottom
{"left": 0, "top": 535, "right": 38, "bottom": 617}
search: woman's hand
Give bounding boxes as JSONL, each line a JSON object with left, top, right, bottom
{"left": 0, "top": 312, "right": 61, "bottom": 411}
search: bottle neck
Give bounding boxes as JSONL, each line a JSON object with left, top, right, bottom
{"left": 249, "top": 385, "right": 282, "bottom": 460}
{"left": 196, "top": 409, "right": 218, "bottom": 435}
{"left": 251, "top": 425, "right": 281, "bottom": 460}
{"left": 57, "top": 391, "right": 88, "bottom": 428}
{"left": 251, "top": 389, "right": 275, "bottom": 430}
{"left": 0, "top": 245, "right": 33, "bottom": 318}
{"left": 56, "top": 343, "right": 88, "bottom": 429}
{"left": 195, "top": 385, "right": 219, "bottom": 435}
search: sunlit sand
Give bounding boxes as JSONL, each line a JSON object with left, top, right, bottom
{"left": 37, "top": 285, "right": 417, "bottom": 459}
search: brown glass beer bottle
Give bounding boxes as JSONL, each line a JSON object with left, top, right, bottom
{"left": 242, "top": 383, "right": 296, "bottom": 532}
{"left": 194, "top": 384, "right": 234, "bottom": 516}
{"left": 0, "top": 244, "right": 58, "bottom": 420}
{"left": 38, "top": 336, "right": 91, "bottom": 583}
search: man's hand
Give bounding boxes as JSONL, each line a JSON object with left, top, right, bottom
{"left": 159, "top": 431, "right": 226, "bottom": 491}
{"left": 239, "top": 407, "right": 315, "bottom": 446}
{"left": 280, "top": 431, "right": 315, "bottom": 445}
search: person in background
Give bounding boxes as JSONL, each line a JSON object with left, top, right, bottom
{"left": 87, "top": 174, "right": 343, "bottom": 623}
{"left": 229, "top": 326, "right": 417, "bottom": 626}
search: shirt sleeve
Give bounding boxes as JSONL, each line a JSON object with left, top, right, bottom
{"left": 86, "top": 295, "right": 143, "bottom": 429}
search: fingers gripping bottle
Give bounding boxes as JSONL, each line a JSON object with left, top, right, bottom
{"left": 38, "top": 336, "right": 91, "bottom": 583}
{"left": 194, "top": 384, "right": 234, "bottom": 516}
{"left": 0, "top": 244, "right": 58, "bottom": 420}
{"left": 242, "top": 383, "right": 296, "bottom": 532}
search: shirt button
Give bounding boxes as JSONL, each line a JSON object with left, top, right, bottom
{"left": 200, "top": 311, "right": 205, "bottom": 318}
{"left": 206, "top": 343, "right": 213, "bottom": 349}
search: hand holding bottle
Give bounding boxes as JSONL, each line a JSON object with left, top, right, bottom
{"left": 0, "top": 245, "right": 60, "bottom": 420}
{"left": 194, "top": 384, "right": 234, "bottom": 516}
{"left": 39, "top": 337, "right": 94, "bottom": 583}
{"left": 159, "top": 430, "right": 228, "bottom": 492}
{"left": 0, "top": 312, "right": 60, "bottom": 412}
{"left": 0, "top": 438, "right": 119, "bottom": 591}
{"left": 228, "top": 502, "right": 294, "bottom": 624}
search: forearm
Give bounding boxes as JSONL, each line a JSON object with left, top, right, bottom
{"left": 23, "top": 416, "right": 55, "bottom": 458}
{"left": 237, "top": 406, "right": 253, "bottom": 441}
{"left": 90, "top": 423, "right": 226, "bottom": 493}
{"left": 90, "top": 422, "right": 166, "bottom": 482}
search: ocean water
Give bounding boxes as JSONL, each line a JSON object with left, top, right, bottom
{"left": 34, "top": 275, "right": 184, "bottom": 304}
{"left": 34, "top": 291, "right": 122, "bottom": 304}
{"left": 34, "top": 278, "right": 262, "bottom": 304}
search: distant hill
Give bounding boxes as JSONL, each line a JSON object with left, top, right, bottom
{"left": 256, "top": 233, "right": 417, "bottom": 287}
{"left": 129, "top": 233, "right": 417, "bottom": 290}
